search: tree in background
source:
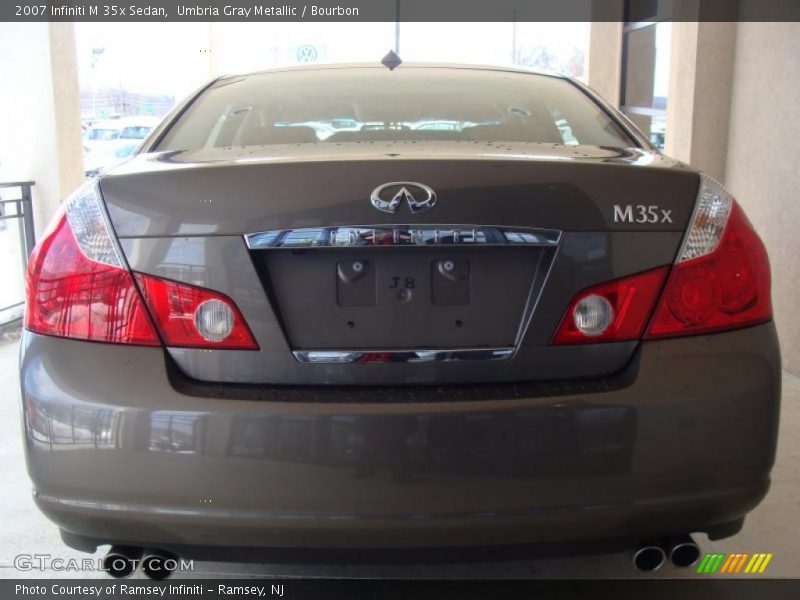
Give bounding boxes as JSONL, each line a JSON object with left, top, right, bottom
{"left": 514, "top": 45, "right": 585, "bottom": 79}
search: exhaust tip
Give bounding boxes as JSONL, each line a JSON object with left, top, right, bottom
{"left": 669, "top": 537, "right": 700, "bottom": 568}
{"left": 141, "top": 550, "right": 179, "bottom": 580}
{"left": 102, "top": 546, "right": 142, "bottom": 579}
{"left": 633, "top": 545, "right": 666, "bottom": 572}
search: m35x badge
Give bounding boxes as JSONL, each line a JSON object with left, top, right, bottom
{"left": 370, "top": 182, "right": 437, "bottom": 215}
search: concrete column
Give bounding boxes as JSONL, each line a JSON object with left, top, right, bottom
{"left": 0, "top": 23, "right": 84, "bottom": 236}
{"left": 664, "top": 21, "right": 737, "bottom": 180}
{"left": 47, "top": 23, "right": 85, "bottom": 215}
{"left": 724, "top": 23, "right": 800, "bottom": 375}
{"left": 587, "top": 20, "right": 623, "bottom": 106}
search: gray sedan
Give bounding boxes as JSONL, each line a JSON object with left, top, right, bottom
{"left": 20, "top": 63, "right": 779, "bottom": 579}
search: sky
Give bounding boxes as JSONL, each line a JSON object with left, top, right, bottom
{"left": 654, "top": 21, "right": 672, "bottom": 98}
{"left": 75, "top": 22, "right": 591, "bottom": 100}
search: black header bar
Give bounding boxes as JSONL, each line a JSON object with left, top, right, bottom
{"left": 4, "top": 0, "right": 800, "bottom": 22}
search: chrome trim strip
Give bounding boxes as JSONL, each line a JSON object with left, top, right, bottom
{"left": 245, "top": 225, "right": 561, "bottom": 249}
{"left": 293, "top": 347, "right": 515, "bottom": 364}
{"left": 512, "top": 244, "right": 560, "bottom": 351}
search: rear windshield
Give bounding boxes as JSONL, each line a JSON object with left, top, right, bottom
{"left": 157, "top": 68, "right": 636, "bottom": 151}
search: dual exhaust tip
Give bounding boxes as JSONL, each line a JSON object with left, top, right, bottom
{"left": 102, "top": 546, "right": 178, "bottom": 579}
{"left": 633, "top": 535, "right": 701, "bottom": 572}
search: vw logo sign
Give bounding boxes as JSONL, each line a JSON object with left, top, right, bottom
{"left": 370, "top": 182, "right": 437, "bottom": 215}
{"left": 296, "top": 44, "right": 318, "bottom": 63}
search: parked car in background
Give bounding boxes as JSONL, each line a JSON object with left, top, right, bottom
{"left": 82, "top": 119, "right": 125, "bottom": 152}
{"left": 83, "top": 116, "right": 160, "bottom": 152}
{"left": 83, "top": 139, "right": 139, "bottom": 178}
{"left": 21, "top": 64, "right": 779, "bottom": 579}
{"left": 650, "top": 118, "right": 667, "bottom": 150}
{"left": 117, "top": 116, "right": 160, "bottom": 140}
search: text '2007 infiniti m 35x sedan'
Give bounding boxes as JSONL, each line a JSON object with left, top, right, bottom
{"left": 20, "top": 63, "right": 780, "bottom": 577}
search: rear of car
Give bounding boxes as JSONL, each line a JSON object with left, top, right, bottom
{"left": 20, "top": 65, "right": 780, "bottom": 562}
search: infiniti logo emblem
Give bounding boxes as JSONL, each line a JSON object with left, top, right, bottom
{"left": 370, "top": 182, "right": 437, "bottom": 215}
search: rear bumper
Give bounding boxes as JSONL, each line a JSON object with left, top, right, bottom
{"left": 19, "top": 323, "right": 781, "bottom": 551}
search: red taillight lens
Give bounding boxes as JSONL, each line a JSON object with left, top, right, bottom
{"left": 25, "top": 215, "right": 160, "bottom": 346}
{"left": 646, "top": 202, "right": 771, "bottom": 339}
{"left": 552, "top": 267, "right": 669, "bottom": 345}
{"left": 25, "top": 181, "right": 258, "bottom": 351}
{"left": 135, "top": 274, "right": 259, "bottom": 350}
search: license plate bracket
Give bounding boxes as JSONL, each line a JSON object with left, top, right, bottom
{"left": 255, "top": 246, "right": 544, "bottom": 350}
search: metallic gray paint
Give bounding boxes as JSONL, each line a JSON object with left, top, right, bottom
{"left": 101, "top": 146, "right": 698, "bottom": 238}
{"left": 20, "top": 323, "right": 780, "bottom": 549}
{"left": 20, "top": 65, "right": 780, "bottom": 555}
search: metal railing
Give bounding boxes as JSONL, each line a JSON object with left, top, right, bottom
{"left": 0, "top": 181, "right": 36, "bottom": 325}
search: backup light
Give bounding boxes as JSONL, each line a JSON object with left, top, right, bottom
{"left": 552, "top": 267, "right": 668, "bottom": 345}
{"left": 194, "top": 299, "right": 235, "bottom": 342}
{"left": 25, "top": 180, "right": 258, "bottom": 350}
{"left": 646, "top": 175, "right": 771, "bottom": 339}
{"left": 553, "top": 174, "right": 772, "bottom": 344}
{"left": 135, "top": 274, "right": 258, "bottom": 350}
{"left": 573, "top": 295, "right": 614, "bottom": 336}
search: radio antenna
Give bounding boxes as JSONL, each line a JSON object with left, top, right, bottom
{"left": 381, "top": 49, "right": 403, "bottom": 71}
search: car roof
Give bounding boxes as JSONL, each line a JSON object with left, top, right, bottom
{"left": 222, "top": 62, "right": 568, "bottom": 82}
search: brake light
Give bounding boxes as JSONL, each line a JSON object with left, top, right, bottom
{"left": 552, "top": 267, "right": 668, "bottom": 344}
{"left": 25, "top": 181, "right": 259, "bottom": 350}
{"left": 135, "top": 274, "right": 259, "bottom": 350}
{"left": 552, "top": 175, "right": 771, "bottom": 344}
{"left": 646, "top": 176, "right": 771, "bottom": 339}
{"left": 25, "top": 182, "right": 159, "bottom": 345}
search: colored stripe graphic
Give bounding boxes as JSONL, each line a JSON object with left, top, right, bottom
{"left": 758, "top": 554, "right": 773, "bottom": 573}
{"left": 697, "top": 553, "right": 726, "bottom": 574}
{"left": 698, "top": 552, "right": 774, "bottom": 574}
{"left": 733, "top": 553, "right": 749, "bottom": 573}
{"left": 696, "top": 553, "right": 712, "bottom": 573}
{"left": 710, "top": 553, "right": 726, "bottom": 573}
{"left": 719, "top": 554, "right": 736, "bottom": 573}
{"left": 745, "top": 554, "right": 761, "bottom": 573}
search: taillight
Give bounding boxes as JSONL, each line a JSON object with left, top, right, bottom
{"left": 25, "top": 180, "right": 258, "bottom": 350}
{"left": 646, "top": 176, "right": 772, "bottom": 339}
{"left": 552, "top": 175, "right": 771, "bottom": 345}
{"left": 552, "top": 267, "right": 669, "bottom": 344}
{"left": 135, "top": 274, "right": 259, "bottom": 350}
{"left": 25, "top": 182, "right": 160, "bottom": 345}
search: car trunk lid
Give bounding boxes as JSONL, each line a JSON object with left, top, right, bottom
{"left": 103, "top": 144, "right": 698, "bottom": 386}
